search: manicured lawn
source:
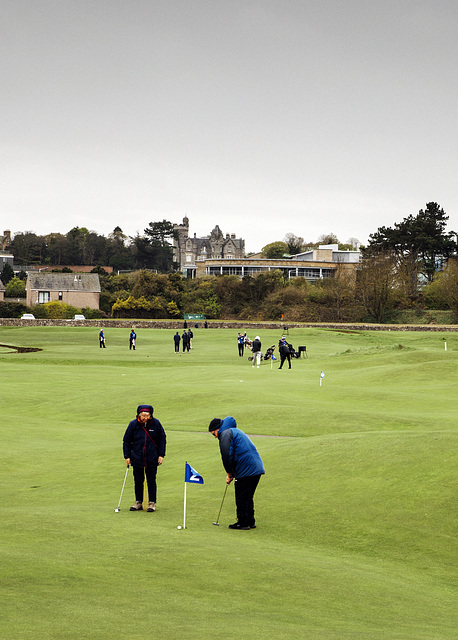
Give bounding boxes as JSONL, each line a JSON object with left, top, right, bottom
{"left": 0, "top": 325, "right": 456, "bottom": 639}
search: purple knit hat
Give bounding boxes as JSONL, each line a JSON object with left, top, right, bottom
{"left": 137, "top": 404, "right": 153, "bottom": 416}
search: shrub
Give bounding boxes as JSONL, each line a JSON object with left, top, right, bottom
{"left": 41, "top": 301, "right": 80, "bottom": 318}
{"left": 81, "top": 307, "right": 104, "bottom": 319}
{"left": 5, "top": 277, "right": 26, "bottom": 298}
{"left": 0, "top": 301, "right": 29, "bottom": 317}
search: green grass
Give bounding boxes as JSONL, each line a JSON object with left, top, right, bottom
{"left": 0, "top": 325, "right": 457, "bottom": 639}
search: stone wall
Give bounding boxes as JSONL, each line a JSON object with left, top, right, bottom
{"left": 1, "top": 318, "right": 457, "bottom": 331}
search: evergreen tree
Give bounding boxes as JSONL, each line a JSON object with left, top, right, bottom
{"left": 367, "top": 202, "right": 457, "bottom": 290}
{"left": 1, "top": 262, "right": 14, "bottom": 285}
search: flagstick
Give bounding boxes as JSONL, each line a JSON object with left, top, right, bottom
{"left": 183, "top": 480, "right": 187, "bottom": 529}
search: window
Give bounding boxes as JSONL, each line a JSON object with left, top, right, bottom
{"left": 38, "top": 291, "right": 50, "bottom": 303}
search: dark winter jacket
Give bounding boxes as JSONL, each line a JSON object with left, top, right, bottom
{"left": 279, "top": 342, "right": 290, "bottom": 357}
{"left": 123, "top": 417, "right": 166, "bottom": 468}
{"left": 217, "top": 416, "right": 265, "bottom": 479}
{"left": 252, "top": 338, "right": 261, "bottom": 353}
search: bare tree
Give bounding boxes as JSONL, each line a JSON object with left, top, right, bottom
{"left": 357, "top": 250, "right": 397, "bottom": 322}
{"left": 317, "top": 233, "right": 339, "bottom": 245}
{"left": 283, "top": 233, "right": 304, "bottom": 254}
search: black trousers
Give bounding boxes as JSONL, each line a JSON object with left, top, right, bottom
{"left": 234, "top": 475, "right": 261, "bottom": 527}
{"left": 279, "top": 353, "right": 291, "bottom": 368}
{"left": 132, "top": 465, "right": 158, "bottom": 503}
{"left": 238, "top": 343, "right": 244, "bottom": 356}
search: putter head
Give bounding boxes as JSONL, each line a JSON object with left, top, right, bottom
{"left": 114, "top": 508, "right": 120, "bottom": 512}
{"left": 212, "top": 521, "right": 219, "bottom": 526}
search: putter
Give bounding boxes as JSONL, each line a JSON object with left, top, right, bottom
{"left": 212, "top": 484, "right": 228, "bottom": 526}
{"left": 114, "top": 465, "right": 130, "bottom": 512}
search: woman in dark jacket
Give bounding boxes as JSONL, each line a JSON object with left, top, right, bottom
{"left": 123, "top": 404, "right": 166, "bottom": 512}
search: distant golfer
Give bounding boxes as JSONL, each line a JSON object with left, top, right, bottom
{"left": 99, "top": 329, "right": 106, "bottom": 348}
{"left": 129, "top": 329, "right": 136, "bottom": 350}
{"left": 123, "top": 404, "right": 167, "bottom": 512}
{"left": 251, "top": 336, "right": 262, "bottom": 368}
{"left": 209, "top": 416, "right": 265, "bottom": 530}
{"left": 278, "top": 336, "right": 291, "bottom": 369}
{"left": 173, "top": 331, "right": 181, "bottom": 353}
{"left": 237, "top": 332, "right": 244, "bottom": 357}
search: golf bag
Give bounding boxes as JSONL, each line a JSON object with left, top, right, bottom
{"left": 287, "top": 342, "right": 300, "bottom": 358}
{"left": 263, "top": 345, "right": 276, "bottom": 360}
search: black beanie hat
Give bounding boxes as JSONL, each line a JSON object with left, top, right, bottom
{"left": 137, "top": 404, "right": 154, "bottom": 416}
{"left": 208, "top": 418, "right": 222, "bottom": 432}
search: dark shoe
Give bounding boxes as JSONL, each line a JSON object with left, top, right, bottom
{"left": 228, "top": 522, "right": 251, "bottom": 530}
{"left": 147, "top": 502, "right": 156, "bottom": 512}
{"left": 130, "top": 501, "right": 143, "bottom": 511}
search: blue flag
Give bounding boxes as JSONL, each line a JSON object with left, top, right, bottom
{"left": 271, "top": 355, "right": 277, "bottom": 360}
{"left": 185, "top": 462, "right": 204, "bottom": 484}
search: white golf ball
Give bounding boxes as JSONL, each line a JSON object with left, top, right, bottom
{"left": 177, "top": 525, "right": 182, "bottom": 529}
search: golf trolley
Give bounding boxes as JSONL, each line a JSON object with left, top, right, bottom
{"left": 288, "top": 343, "right": 301, "bottom": 359}
{"left": 248, "top": 345, "right": 276, "bottom": 362}
{"left": 280, "top": 340, "right": 300, "bottom": 358}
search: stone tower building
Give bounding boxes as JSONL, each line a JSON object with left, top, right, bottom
{"left": 172, "top": 217, "right": 245, "bottom": 277}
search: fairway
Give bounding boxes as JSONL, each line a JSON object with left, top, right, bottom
{"left": 0, "top": 324, "right": 457, "bottom": 639}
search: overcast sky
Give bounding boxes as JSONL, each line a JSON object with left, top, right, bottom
{"left": 2, "top": 0, "right": 458, "bottom": 253}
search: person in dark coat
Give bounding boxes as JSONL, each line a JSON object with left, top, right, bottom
{"left": 278, "top": 336, "right": 292, "bottom": 369}
{"left": 129, "top": 329, "right": 137, "bottom": 350}
{"left": 182, "top": 330, "right": 189, "bottom": 352}
{"left": 209, "top": 416, "right": 265, "bottom": 530}
{"left": 173, "top": 331, "right": 181, "bottom": 353}
{"left": 123, "top": 404, "right": 167, "bottom": 512}
{"left": 251, "top": 336, "right": 262, "bottom": 368}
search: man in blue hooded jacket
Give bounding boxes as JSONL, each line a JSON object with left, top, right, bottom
{"left": 209, "top": 416, "right": 265, "bottom": 530}
{"left": 123, "top": 404, "right": 166, "bottom": 512}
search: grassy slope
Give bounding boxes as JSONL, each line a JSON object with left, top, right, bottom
{"left": 0, "top": 325, "right": 456, "bottom": 639}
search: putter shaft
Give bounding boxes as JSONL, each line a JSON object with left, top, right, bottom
{"left": 115, "top": 465, "right": 130, "bottom": 511}
{"left": 213, "top": 484, "right": 228, "bottom": 525}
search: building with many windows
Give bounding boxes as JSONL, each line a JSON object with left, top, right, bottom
{"left": 173, "top": 217, "right": 245, "bottom": 277}
{"left": 172, "top": 219, "right": 360, "bottom": 282}
{"left": 197, "top": 244, "right": 360, "bottom": 282}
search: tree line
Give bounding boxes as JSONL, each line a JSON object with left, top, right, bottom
{"left": 2, "top": 202, "right": 458, "bottom": 323}
{"left": 7, "top": 221, "right": 177, "bottom": 272}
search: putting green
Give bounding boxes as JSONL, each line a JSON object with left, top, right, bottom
{"left": 0, "top": 325, "right": 456, "bottom": 639}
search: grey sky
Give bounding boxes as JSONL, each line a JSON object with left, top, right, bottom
{"left": 2, "top": 0, "right": 458, "bottom": 253}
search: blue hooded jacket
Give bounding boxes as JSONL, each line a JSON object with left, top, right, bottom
{"left": 217, "top": 416, "right": 265, "bottom": 479}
